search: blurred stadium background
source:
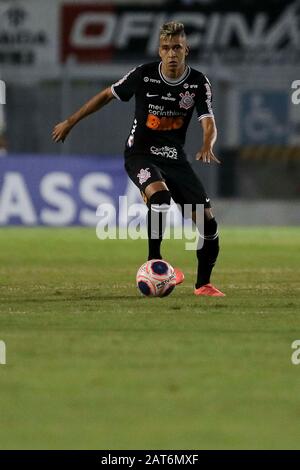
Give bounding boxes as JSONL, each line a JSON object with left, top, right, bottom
{"left": 1, "top": 0, "right": 300, "bottom": 451}
{"left": 0, "top": 0, "right": 300, "bottom": 225}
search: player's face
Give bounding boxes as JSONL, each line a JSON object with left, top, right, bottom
{"left": 159, "top": 34, "right": 189, "bottom": 78}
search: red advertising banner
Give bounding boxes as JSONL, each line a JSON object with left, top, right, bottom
{"left": 61, "top": 4, "right": 115, "bottom": 63}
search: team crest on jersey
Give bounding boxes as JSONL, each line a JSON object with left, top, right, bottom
{"left": 137, "top": 168, "right": 151, "bottom": 185}
{"left": 179, "top": 91, "right": 195, "bottom": 110}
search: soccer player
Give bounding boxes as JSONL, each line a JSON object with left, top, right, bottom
{"left": 52, "top": 22, "right": 225, "bottom": 297}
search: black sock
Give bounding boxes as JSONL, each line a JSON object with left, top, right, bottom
{"left": 147, "top": 211, "right": 163, "bottom": 260}
{"left": 196, "top": 217, "right": 220, "bottom": 288}
{"left": 147, "top": 190, "right": 170, "bottom": 260}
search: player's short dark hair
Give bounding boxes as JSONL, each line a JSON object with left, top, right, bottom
{"left": 159, "top": 22, "right": 186, "bottom": 40}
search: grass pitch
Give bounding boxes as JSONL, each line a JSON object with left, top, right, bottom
{"left": 0, "top": 227, "right": 300, "bottom": 450}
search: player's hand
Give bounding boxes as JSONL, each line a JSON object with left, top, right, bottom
{"left": 52, "top": 120, "right": 72, "bottom": 143}
{"left": 195, "top": 147, "right": 221, "bottom": 164}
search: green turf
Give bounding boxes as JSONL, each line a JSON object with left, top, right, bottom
{"left": 0, "top": 227, "right": 299, "bottom": 449}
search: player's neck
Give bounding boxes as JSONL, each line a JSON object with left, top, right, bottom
{"left": 161, "top": 64, "right": 187, "bottom": 81}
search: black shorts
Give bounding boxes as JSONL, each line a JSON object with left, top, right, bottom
{"left": 124, "top": 155, "right": 211, "bottom": 210}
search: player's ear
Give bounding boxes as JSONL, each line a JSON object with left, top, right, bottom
{"left": 185, "top": 44, "right": 190, "bottom": 56}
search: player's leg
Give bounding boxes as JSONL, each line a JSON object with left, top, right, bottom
{"left": 143, "top": 181, "right": 183, "bottom": 284}
{"left": 143, "top": 181, "right": 171, "bottom": 260}
{"left": 165, "top": 160, "right": 224, "bottom": 296}
{"left": 193, "top": 208, "right": 224, "bottom": 296}
{"left": 124, "top": 157, "right": 171, "bottom": 261}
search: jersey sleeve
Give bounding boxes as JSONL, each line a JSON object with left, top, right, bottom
{"left": 195, "top": 75, "right": 214, "bottom": 122}
{"left": 111, "top": 66, "right": 142, "bottom": 102}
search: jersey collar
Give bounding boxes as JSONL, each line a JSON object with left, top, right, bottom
{"left": 158, "top": 62, "right": 191, "bottom": 86}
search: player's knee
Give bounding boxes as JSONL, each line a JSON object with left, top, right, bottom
{"left": 148, "top": 190, "right": 171, "bottom": 212}
{"left": 196, "top": 213, "right": 219, "bottom": 240}
{"left": 204, "top": 216, "right": 218, "bottom": 240}
{"left": 197, "top": 217, "right": 219, "bottom": 257}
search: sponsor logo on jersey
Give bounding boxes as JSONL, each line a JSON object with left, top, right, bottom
{"left": 150, "top": 146, "right": 178, "bottom": 160}
{"left": 150, "top": 78, "right": 161, "bottom": 84}
{"left": 183, "top": 83, "right": 189, "bottom": 89}
{"left": 179, "top": 91, "right": 195, "bottom": 110}
{"left": 146, "top": 114, "right": 184, "bottom": 131}
{"left": 144, "top": 77, "right": 149, "bottom": 82}
{"left": 148, "top": 104, "right": 186, "bottom": 118}
{"left": 190, "top": 84, "right": 198, "bottom": 89}
{"left": 137, "top": 168, "right": 151, "bottom": 185}
{"left": 162, "top": 93, "right": 176, "bottom": 102}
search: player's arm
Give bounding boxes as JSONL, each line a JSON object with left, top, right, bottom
{"left": 195, "top": 116, "right": 220, "bottom": 164}
{"left": 52, "top": 87, "right": 115, "bottom": 143}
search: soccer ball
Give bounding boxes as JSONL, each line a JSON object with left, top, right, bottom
{"left": 136, "top": 259, "right": 176, "bottom": 297}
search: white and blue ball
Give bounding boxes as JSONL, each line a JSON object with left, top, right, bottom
{"left": 136, "top": 259, "right": 176, "bottom": 297}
